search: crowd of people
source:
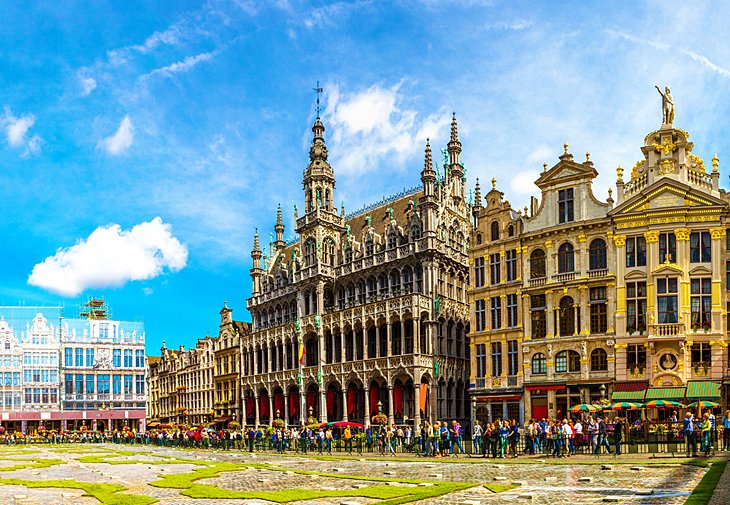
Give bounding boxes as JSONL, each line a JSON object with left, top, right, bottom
{"left": 2, "top": 409, "right": 728, "bottom": 459}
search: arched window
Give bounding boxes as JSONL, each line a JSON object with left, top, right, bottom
{"left": 591, "top": 348, "right": 608, "bottom": 371}
{"left": 555, "top": 350, "right": 581, "bottom": 373}
{"left": 532, "top": 353, "right": 547, "bottom": 374}
{"left": 410, "top": 224, "right": 421, "bottom": 241}
{"left": 589, "top": 238, "right": 607, "bottom": 270}
{"left": 305, "top": 335, "right": 318, "bottom": 367}
{"left": 390, "top": 270, "right": 401, "bottom": 293}
{"left": 365, "top": 237, "right": 374, "bottom": 256}
{"left": 558, "top": 243, "right": 574, "bottom": 273}
{"left": 388, "top": 232, "right": 398, "bottom": 249}
{"left": 344, "top": 247, "right": 353, "bottom": 263}
{"left": 322, "top": 238, "right": 335, "bottom": 266}
{"left": 491, "top": 221, "right": 500, "bottom": 241}
{"left": 508, "top": 224, "right": 515, "bottom": 237}
{"left": 476, "top": 233, "right": 482, "bottom": 245}
{"left": 530, "top": 249, "right": 546, "bottom": 278}
{"left": 559, "top": 296, "right": 575, "bottom": 336}
{"left": 304, "top": 238, "right": 317, "bottom": 266}
{"left": 403, "top": 266, "right": 413, "bottom": 293}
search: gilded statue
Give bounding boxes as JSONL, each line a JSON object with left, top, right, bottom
{"left": 655, "top": 85, "right": 674, "bottom": 125}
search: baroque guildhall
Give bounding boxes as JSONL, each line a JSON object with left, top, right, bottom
{"left": 469, "top": 88, "right": 729, "bottom": 423}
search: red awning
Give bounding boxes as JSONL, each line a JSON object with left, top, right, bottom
{"left": 613, "top": 381, "right": 648, "bottom": 392}
{"left": 476, "top": 395, "right": 522, "bottom": 402}
{"left": 526, "top": 385, "right": 565, "bottom": 391}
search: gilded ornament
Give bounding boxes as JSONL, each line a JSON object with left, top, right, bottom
{"left": 709, "top": 227, "right": 726, "bottom": 240}
{"left": 653, "top": 137, "right": 677, "bottom": 155}
{"left": 577, "top": 234, "right": 587, "bottom": 243}
{"left": 711, "top": 154, "right": 719, "bottom": 172}
{"left": 659, "top": 159, "right": 675, "bottom": 175}
{"left": 688, "top": 154, "right": 705, "bottom": 172}
{"left": 544, "top": 240, "right": 553, "bottom": 248}
{"left": 644, "top": 230, "right": 660, "bottom": 243}
{"left": 630, "top": 160, "right": 645, "bottom": 179}
{"left": 673, "top": 228, "right": 691, "bottom": 241}
{"left": 612, "top": 235, "right": 626, "bottom": 247}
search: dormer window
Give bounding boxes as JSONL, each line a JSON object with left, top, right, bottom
{"left": 558, "top": 188, "right": 574, "bottom": 223}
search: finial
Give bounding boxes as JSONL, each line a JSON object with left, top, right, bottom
{"left": 224, "top": 300, "right": 228, "bottom": 308}
{"left": 616, "top": 165, "right": 624, "bottom": 180}
{"left": 491, "top": 177, "right": 497, "bottom": 189}
{"left": 253, "top": 228, "right": 260, "bottom": 251}
{"left": 276, "top": 204, "right": 283, "bottom": 226}
{"left": 313, "top": 81, "right": 323, "bottom": 118}
{"left": 543, "top": 162, "right": 547, "bottom": 172}
{"left": 524, "top": 206, "right": 529, "bottom": 217}
{"left": 424, "top": 139, "right": 433, "bottom": 171}
{"left": 563, "top": 143, "right": 569, "bottom": 154}
{"left": 585, "top": 152, "right": 590, "bottom": 161}
{"left": 712, "top": 154, "right": 719, "bottom": 172}
{"left": 450, "top": 112, "right": 459, "bottom": 142}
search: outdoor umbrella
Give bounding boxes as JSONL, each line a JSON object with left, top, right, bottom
{"left": 610, "top": 402, "right": 643, "bottom": 411}
{"left": 305, "top": 422, "right": 325, "bottom": 429}
{"left": 569, "top": 403, "right": 601, "bottom": 413}
{"left": 644, "top": 400, "right": 685, "bottom": 409}
{"left": 686, "top": 401, "right": 720, "bottom": 409}
{"left": 333, "top": 421, "right": 364, "bottom": 428}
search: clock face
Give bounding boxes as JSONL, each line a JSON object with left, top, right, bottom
{"left": 659, "top": 353, "right": 677, "bottom": 371}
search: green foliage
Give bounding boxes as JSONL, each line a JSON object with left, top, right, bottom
{"left": 0, "top": 478, "right": 157, "bottom": 505}
{"left": 684, "top": 460, "right": 727, "bottom": 505}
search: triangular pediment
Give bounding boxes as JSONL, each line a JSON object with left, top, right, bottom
{"left": 534, "top": 159, "right": 598, "bottom": 189}
{"left": 653, "top": 262, "right": 683, "bottom": 275}
{"left": 610, "top": 177, "right": 726, "bottom": 217}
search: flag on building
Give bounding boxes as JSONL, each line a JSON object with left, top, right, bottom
{"left": 298, "top": 342, "right": 306, "bottom": 364}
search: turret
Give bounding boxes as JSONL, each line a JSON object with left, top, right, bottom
{"left": 419, "top": 139, "right": 438, "bottom": 237}
{"left": 421, "top": 139, "right": 436, "bottom": 197}
{"left": 448, "top": 113, "right": 465, "bottom": 198}
{"left": 274, "top": 204, "right": 285, "bottom": 250}
{"left": 250, "top": 229, "right": 263, "bottom": 296}
{"left": 473, "top": 178, "right": 483, "bottom": 213}
{"left": 303, "top": 117, "right": 335, "bottom": 214}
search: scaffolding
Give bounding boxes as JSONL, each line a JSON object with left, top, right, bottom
{"left": 77, "top": 296, "right": 111, "bottom": 320}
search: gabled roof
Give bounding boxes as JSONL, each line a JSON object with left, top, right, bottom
{"left": 609, "top": 176, "right": 727, "bottom": 217}
{"left": 533, "top": 157, "right": 598, "bottom": 190}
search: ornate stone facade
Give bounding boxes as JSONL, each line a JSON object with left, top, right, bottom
{"left": 243, "top": 114, "right": 471, "bottom": 427}
{"left": 470, "top": 110, "right": 730, "bottom": 421}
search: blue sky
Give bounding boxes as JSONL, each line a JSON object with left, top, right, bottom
{"left": 2, "top": 1, "right": 730, "bottom": 354}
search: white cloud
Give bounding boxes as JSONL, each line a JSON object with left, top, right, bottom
{"left": 142, "top": 287, "right": 154, "bottom": 296}
{"left": 98, "top": 115, "right": 134, "bottom": 155}
{"left": 145, "top": 51, "right": 216, "bottom": 78}
{"left": 324, "top": 82, "right": 449, "bottom": 175}
{"left": 484, "top": 18, "right": 533, "bottom": 31}
{"left": 1, "top": 106, "right": 42, "bottom": 156}
{"left": 79, "top": 75, "right": 97, "bottom": 96}
{"left": 28, "top": 217, "right": 188, "bottom": 297}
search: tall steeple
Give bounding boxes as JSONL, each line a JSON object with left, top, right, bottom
{"left": 448, "top": 113, "right": 462, "bottom": 167}
{"left": 274, "top": 203, "right": 285, "bottom": 250}
{"left": 421, "top": 139, "right": 436, "bottom": 197}
{"left": 303, "top": 115, "right": 335, "bottom": 215}
{"left": 473, "top": 178, "right": 482, "bottom": 211}
{"left": 250, "top": 229, "right": 263, "bottom": 296}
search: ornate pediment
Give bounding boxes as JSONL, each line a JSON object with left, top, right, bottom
{"left": 534, "top": 159, "right": 598, "bottom": 189}
{"left": 653, "top": 262, "right": 683, "bottom": 275}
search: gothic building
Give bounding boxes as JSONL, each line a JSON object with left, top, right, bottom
{"left": 470, "top": 106, "right": 729, "bottom": 422}
{"left": 243, "top": 114, "right": 471, "bottom": 428}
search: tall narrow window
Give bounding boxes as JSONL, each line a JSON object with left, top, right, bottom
{"left": 507, "top": 340, "right": 518, "bottom": 376}
{"left": 589, "top": 239, "right": 607, "bottom": 270}
{"left": 491, "top": 342, "right": 502, "bottom": 376}
{"left": 489, "top": 253, "right": 501, "bottom": 284}
{"left": 559, "top": 296, "right": 575, "bottom": 336}
{"left": 690, "top": 232, "right": 711, "bottom": 263}
{"left": 557, "top": 243, "right": 574, "bottom": 273}
{"left": 476, "top": 344, "right": 486, "bottom": 378}
{"left": 506, "top": 293, "right": 518, "bottom": 327}
{"left": 657, "top": 277, "right": 678, "bottom": 323}
{"left": 491, "top": 221, "right": 500, "bottom": 241}
{"left": 531, "top": 295, "right": 546, "bottom": 339}
{"left": 475, "top": 300, "right": 486, "bottom": 332}
{"left": 505, "top": 249, "right": 517, "bottom": 281}
{"left": 589, "top": 287, "right": 608, "bottom": 334}
{"left": 474, "top": 257, "right": 485, "bottom": 288}
{"left": 690, "top": 278, "right": 712, "bottom": 329}
{"left": 530, "top": 249, "right": 546, "bottom": 278}
{"left": 558, "top": 188, "right": 574, "bottom": 223}
{"left": 659, "top": 232, "right": 676, "bottom": 263}
{"left": 626, "top": 236, "right": 647, "bottom": 267}
{"left": 626, "top": 282, "right": 647, "bottom": 333}
{"left": 490, "top": 296, "right": 502, "bottom": 329}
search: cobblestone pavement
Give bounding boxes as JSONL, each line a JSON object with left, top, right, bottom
{"left": 0, "top": 444, "right": 718, "bottom": 505}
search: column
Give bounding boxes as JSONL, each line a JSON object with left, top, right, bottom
{"left": 612, "top": 234, "right": 627, "bottom": 335}
{"left": 674, "top": 228, "right": 691, "bottom": 329}
{"left": 241, "top": 391, "right": 248, "bottom": 427}
{"left": 387, "top": 385, "right": 394, "bottom": 425}
{"left": 522, "top": 293, "right": 531, "bottom": 339}
{"left": 579, "top": 285, "right": 588, "bottom": 335}
{"left": 709, "top": 228, "right": 726, "bottom": 331}
{"left": 342, "top": 388, "right": 348, "bottom": 422}
{"left": 282, "top": 392, "right": 288, "bottom": 427}
{"left": 254, "top": 393, "right": 260, "bottom": 427}
{"left": 413, "top": 382, "right": 421, "bottom": 428}
{"left": 414, "top": 319, "right": 421, "bottom": 354}
{"left": 387, "top": 322, "right": 392, "bottom": 357}
{"left": 364, "top": 387, "right": 370, "bottom": 427}
{"left": 577, "top": 234, "right": 588, "bottom": 275}
{"left": 340, "top": 328, "right": 346, "bottom": 363}
{"left": 268, "top": 394, "right": 274, "bottom": 425}
{"left": 300, "top": 392, "right": 306, "bottom": 425}
{"left": 375, "top": 325, "right": 380, "bottom": 357}
{"left": 644, "top": 231, "right": 660, "bottom": 330}
{"left": 400, "top": 319, "right": 405, "bottom": 355}
{"left": 545, "top": 290, "right": 555, "bottom": 337}
{"left": 320, "top": 388, "right": 327, "bottom": 423}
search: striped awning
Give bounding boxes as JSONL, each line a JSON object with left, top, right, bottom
{"left": 686, "top": 380, "right": 721, "bottom": 400}
{"left": 612, "top": 381, "right": 648, "bottom": 401}
{"left": 645, "top": 386, "right": 686, "bottom": 401}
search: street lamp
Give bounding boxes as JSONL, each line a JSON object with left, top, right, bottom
{"left": 599, "top": 384, "right": 606, "bottom": 398}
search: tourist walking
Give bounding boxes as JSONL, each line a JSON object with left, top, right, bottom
{"left": 472, "top": 420, "right": 482, "bottom": 456}
{"left": 684, "top": 412, "right": 697, "bottom": 457}
{"left": 613, "top": 418, "right": 623, "bottom": 456}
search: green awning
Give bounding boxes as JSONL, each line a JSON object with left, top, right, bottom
{"left": 686, "top": 380, "right": 721, "bottom": 400}
{"left": 612, "top": 390, "right": 645, "bottom": 401}
{"left": 645, "top": 386, "right": 686, "bottom": 401}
